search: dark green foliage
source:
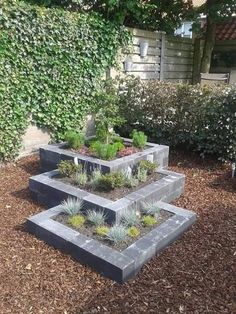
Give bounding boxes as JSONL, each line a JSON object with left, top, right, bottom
{"left": 138, "top": 160, "right": 158, "bottom": 174}
{"left": 118, "top": 76, "right": 236, "bottom": 162}
{"left": 90, "top": 140, "right": 124, "bottom": 160}
{"left": 97, "top": 172, "right": 126, "bottom": 191}
{"left": 0, "top": 1, "right": 129, "bottom": 161}
{"left": 132, "top": 129, "right": 147, "bottom": 149}
{"left": 58, "top": 160, "right": 82, "bottom": 177}
{"left": 65, "top": 131, "right": 85, "bottom": 149}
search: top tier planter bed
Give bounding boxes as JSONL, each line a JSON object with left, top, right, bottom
{"left": 40, "top": 138, "right": 169, "bottom": 173}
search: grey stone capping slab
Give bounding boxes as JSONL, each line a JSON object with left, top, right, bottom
{"left": 39, "top": 138, "right": 169, "bottom": 172}
{"left": 26, "top": 202, "right": 196, "bottom": 283}
{"left": 29, "top": 169, "right": 185, "bottom": 224}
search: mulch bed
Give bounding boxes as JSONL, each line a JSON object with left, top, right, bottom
{"left": 0, "top": 151, "right": 235, "bottom": 313}
{"left": 55, "top": 172, "right": 164, "bottom": 201}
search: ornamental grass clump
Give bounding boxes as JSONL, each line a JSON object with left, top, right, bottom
{"left": 142, "top": 215, "right": 157, "bottom": 227}
{"left": 127, "top": 226, "right": 140, "bottom": 238}
{"left": 68, "top": 214, "right": 85, "bottom": 229}
{"left": 121, "top": 209, "right": 140, "bottom": 227}
{"left": 95, "top": 226, "right": 110, "bottom": 236}
{"left": 106, "top": 225, "right": 128, "bottom": 244}
{"left": 60, "top": 198, "right": 83, "bottom": 216}
{"left": 74, "top": 171, "right": 88, "bottom": 186}
{"left": 141, "top": 201, "right": 161, "bottom": 216}
{"left": 87, "top": 210, "right": 106, "bottom": 226}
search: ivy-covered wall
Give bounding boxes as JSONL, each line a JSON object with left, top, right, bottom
{"left": 0, "top": 0, "right": 129, "bottom": 161}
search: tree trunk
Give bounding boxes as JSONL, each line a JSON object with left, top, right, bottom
{"left": 200, "top": 16, "right": 216, "bottom": 73}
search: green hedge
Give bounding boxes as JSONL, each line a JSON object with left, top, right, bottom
{"left": 0, "top": 0, "right": 129, "bottom": 161}
{"left": 118, "top": 76, "right": 236, "bottom": 162}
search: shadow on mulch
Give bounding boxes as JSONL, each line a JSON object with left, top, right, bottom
{"left": 17, "top": 155, "right": 41, "bottom": 176}
{"left": 11, "top": 187, "right": 32, "bottom": 201}
{"left": 208, "top": 172, "right": 236, "bottom": 193}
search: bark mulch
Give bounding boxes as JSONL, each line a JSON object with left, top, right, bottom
{"left": 0, "top": 151, "right": 235, "bottom": 314}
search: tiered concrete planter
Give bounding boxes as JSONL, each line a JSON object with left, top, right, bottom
{"left": 27, "top": 140, "right": 196, "bottom": 282}
{"left": 39, "top": 138, "right": 169, "bottom": 173}
{"left": 27, "top": 201, "right": 196, "bottom": 283}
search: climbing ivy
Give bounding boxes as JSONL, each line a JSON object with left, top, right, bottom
{"left": 0, "top": 0, "right": 129, "bottom": 161}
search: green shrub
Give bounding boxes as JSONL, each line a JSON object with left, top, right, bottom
{"left": 106, "top": 225, "right": 127, "bottom": 244}
{"left": 60, "top": 198, "right": 83, "bottom": 216}
{"left": 0, "top": 1, "right": 129, "bottom": 161}
{"left": 95, "top": 225, "right": 110, "bottom": 236}
{"left": 97, "top": 172, "right": 126, "bottom": 190}
{"left": 131, "top": 129, "right": 147, "bottom": 149}
{"left": 68, "top": 214, "right": 85, "bottom": 228}
{"left": 58, "top": 160, "right": 82, "bottom": 177}
{"left": 65, "top": 131, "right": 85, "bottom": 149}
{"left": 86, "top": 210, "right": 106, "bottom": 226}
{"left": 142, "top": 215, "right": 157, "bottom": 227}
{"left": 127, "top": 226, "right": 140, "bottom": 238}
{"left": 90, "top": 140, "right": 124, "bottom": 160}
{"left": 118, "top": 76, "right": 236, "bottom": 162}
{"left": 139, "top": 160, "right": 158, "bottom": 174}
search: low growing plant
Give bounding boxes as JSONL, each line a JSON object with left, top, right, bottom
{"left": 97, "top": 172, "right": 126, "bottom": 190}
{"left": 139, "top": 160, "right": 158, "bottom": 174}
{"left": 90, "top": 141, "right": 124, "bottom": 160}
{"left": 132, "top": 129, "right": 147, "bottom": 149}
{"left": 137, "top": 167, "right": 148, "bottom": 182}
{"left": 74, "top": 171, "right": 88, "bottom": 186}
{"left": 95, "top": 225, "right": 110, "bottom": 236}
{"left": 125, "top": 174, "right": 139, "bottom": 188}
{"left": 65, "top": 131, "right": 85, "bottom": 149}
{"left": 58, "top": 160, "right": 82, "bottom": 177}
{"left": 128, "top": 226, "right": 140, "bottom": 238}
{"left": 68, "top": 214, "right": 85, "bottom": 229}
{"left": 106, "top": 225, "right": 128, "bottom": 244}
{"left": 141, "top": 201, "right": 161, "bottom": 216}
{"left": 87, "top": 210, "right": 106, "bottom": 226}
{"left": 121, "top": 209, "right": 140, "bottom": 227}
{"left": 90, "top": 168, "right": 103, "bottom": 189}
{"left": 61, "top": 198, "right": 83, "bottom": 216}
{"left": 142, "top": 215, "right": 157, "bottom": 227}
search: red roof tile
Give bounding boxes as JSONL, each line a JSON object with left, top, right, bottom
{"left": 216, "top": 18, "right": 236, "bottom": 41}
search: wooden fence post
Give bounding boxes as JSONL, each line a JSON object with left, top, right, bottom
{"left": 159, "top": 31, "right": 166, "bottom": 81}
{"left": 192, "top": 37, "right": 202, "bottom": 84}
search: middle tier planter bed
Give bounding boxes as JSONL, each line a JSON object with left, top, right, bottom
{"left": 29, "top": 169, "right": 185, "bottom": 223}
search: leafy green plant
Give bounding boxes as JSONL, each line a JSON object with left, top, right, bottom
{"left": 58, "top": 160, "right": 82, "bottom": 177}
{"left": 142, "top": 215, "right": 157, "bottom": 227}
{"left": 95, "top": 225, "right": 110, "bottom": 236}
{"left": 90, "top": 140, "right": 124, "bottom": 160}
{"left": 121, "top": 209, "right": 140, "bottom": 227}
{"left": 137, "top": 167, "right": 148, "bottom": 182}
{"left": 127, "top": 226, "right": 140, "bottom": 238}
{"left": 65, "top": 131, "right": 85, "bottom": 149}
{"left": 97, "top": 172, "right": 126, "bottom": 190}
{"left": 132, "top": 129, "right": 147, "bottom": 149}
{"left": 60, "top": 198, "right": 83, "bottom": 216}
{"left": 68, "top": 214, "right": 85, "bottom": 228}
{"left": 86, "top": 210, "right": 106, "bottom": 226}
{"left": 106, "top": 225, "right": 128, "bottom": 244}
{"left": 74, "top": 171, "right": 88, "bottom": 186}
{"left": 0, "top": 1, "right": 129, "bottom": 162}
{"left": 118, "top": 76, "right": 236, "bottom": 162}
{"left": 139, "top": 160, "right": 158, "bottom": 174}
{"left": 141, "top": 201, "right": 161, "bottom": 216}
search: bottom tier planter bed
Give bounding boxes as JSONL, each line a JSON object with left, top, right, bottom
{"left": 27, "top": 201, "right": 196, "bottom": 283}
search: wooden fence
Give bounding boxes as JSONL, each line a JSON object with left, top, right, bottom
{"left": 108, "top": 28, "right": 194, "bottom": 83}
